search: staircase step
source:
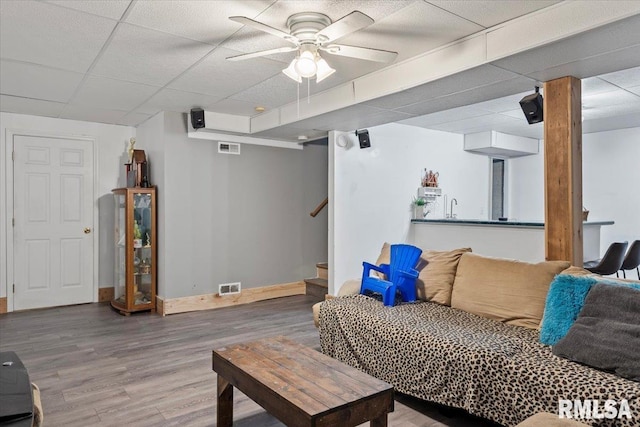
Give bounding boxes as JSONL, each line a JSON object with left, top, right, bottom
{"left": 315, "top": 262, "right": 328, "bottom": 280}
{"left": 304, "top": 278, "right": 328, "bottom": 299}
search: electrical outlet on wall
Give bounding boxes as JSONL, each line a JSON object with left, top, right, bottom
{"left": 218, "top": 282, "right": 241, "bottom": 296}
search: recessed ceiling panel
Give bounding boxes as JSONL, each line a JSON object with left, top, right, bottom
{"left": 71, "top": 75, "right": 159, "bottom": 111}
{"left": 91, "top": 23, "right": 213, "bottom": 86}
{"left": 427, "top": 1, "right": 561, "bottom": 28}
{"left": 44, "top": 0, "right": 132, "bottom": 20}
{"left": 0, "top": 60, "right": 84, "bottom": 103}
{"left": 126, "top": 0, "right": 272, "bottom": 45}
{"left": 0, "top": 0, "right": 117, "bottom": 72}
{"left": 168, "top": 47, "right": 284, "bottom": 97}
{"left": 0, "top": 95, "right": 65, "bottom": 118}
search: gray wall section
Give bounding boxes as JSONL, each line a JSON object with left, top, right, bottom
{"left": 155, "top": 112, "right": 327, "bottom": 299}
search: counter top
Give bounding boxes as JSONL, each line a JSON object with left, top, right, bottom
{"left": 411, "top": 219, "right": 614, "bottom": 228}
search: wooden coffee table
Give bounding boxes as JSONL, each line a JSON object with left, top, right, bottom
{"left": 212, "top": 336, "right": 394, "bottom": 426}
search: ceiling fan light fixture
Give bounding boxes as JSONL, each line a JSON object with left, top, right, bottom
{"left": 315, "top": 57, "right": 335, "bottom": 83}
{"left": 294, "top": 49, "right": 317, "bottom": 78}
{"left": 283, "top": 58, "right": 302, "bottom": 83}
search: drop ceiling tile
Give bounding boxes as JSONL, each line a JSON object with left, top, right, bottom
{"left": 290, "top": 104, "right": 411, "bottom": 132}
{"left": 427, "top": 1, "right": 560, "bottom": 28}
{"left": 499, "top": 109, "right": 528, "bottom": 120}
{"left": 583, "top": 89, "right": 640, "bottom": 109}
{"left": 399, "top": 105, "right": 489, "bottom": 128}
{"left": 581, "top": 77, "right": 620, "bottom": 96}
{"left": 139, "top": 88, "right": 223, "bottom": 114}
{"left": 71, "top": 75, "right": 159, "bottom": 111}
{"left": 91, "top": 23, "right": 213, "bottom": 86}
{"left": 364, "top": 65, "right": 522, "bottom": 111}
{"left": 44, "top": 0, "right": 131, "bottom": 20}
{"left": 583, "top": 112, "right": 640, "bottom": 134}
{"left": 168, "top": 47, "right": 284, "bottom": 97}
{"left": 0, "top": 95, "right": 65, "bottom": 118}
{"left": 231, "top": 74, "right": 318, "bottom": 108}
{"left": 491, "top": 14, "right": 640, "bottom": 76}
{"left": 205, "top": 98, "right": 266, "bottom": 117}
{"left": 627, "top": 85, "right": 640, "bottom": 96}
{"left": 339, "top": 1, "right": 483, "bottom": 63}
{"left": 118, "top": 112, "right": 153, "bottom": 127}
{"left": 396, "top": 76, "right": 536, "bottom": 116}
{"left": 583, "top": 101, "right": 640, "bottom": 120}
{"left": 0, "top": 60, "right": 84, "bottom": 103}
{"left": 125, "top": 0, "right": 271, "bottom": 45}
{"left": 0, "top": 0, "right": 117, "bottom": 72}
{"left": 430, "top": 113, "right": 520, "bottom": 133}
{"left": 598, "top": 65, "right": 640, "bottom": 88}
{"left": 60, "top": 105, "right": 128, "bottom": 124}
{"left": 472, "top": 91, "right": 533, "bottom": 113}
{"left": 488, "top": 123, "right": 543, "bottom": 139}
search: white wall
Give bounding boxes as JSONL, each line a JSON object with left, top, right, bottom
{"left": 508, "top": 126, "right": 640, "bottom": 256}
{"left": 0, "top": 112, "right": 134, "bottom": 301}
{"left": 330, "top": 123, "right": 490, "bottom": 294}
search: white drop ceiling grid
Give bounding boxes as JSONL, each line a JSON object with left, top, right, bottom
{"left": 0, "top": 0, "right": 638, "bottom": 141}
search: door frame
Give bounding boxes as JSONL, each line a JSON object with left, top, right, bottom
{"left": 3, "top": 129, "right": 99, "bottom": 312}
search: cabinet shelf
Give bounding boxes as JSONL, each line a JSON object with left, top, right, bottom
{"left": 111, "top": 187, "right": 157, "bottom": 316}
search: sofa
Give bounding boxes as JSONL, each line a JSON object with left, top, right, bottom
{"left": 315, "top": 245, "right": 640, "bottom": 427}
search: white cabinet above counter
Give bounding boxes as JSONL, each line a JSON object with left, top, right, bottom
{"left": 409, "top": 219, "right": 613, "bottom": 263}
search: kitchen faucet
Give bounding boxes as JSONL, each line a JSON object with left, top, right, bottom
{"left": 450, "top": 198, "right": 458, "bottom": 219}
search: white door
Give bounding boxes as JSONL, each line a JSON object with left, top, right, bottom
{"left": 13, "top": 135, "right": 94, "bottom": 310}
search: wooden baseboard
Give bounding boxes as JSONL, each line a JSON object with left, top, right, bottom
{"left": 0, "top": 297, "right": 7, "bottom": 314}
{"left": 98, "top": 287, "right": 114, "bottom": 303}
{"left": 156, "top": 296, "right": 165, "bottom": 316}
{"left": 162, "top": 281, "right": 306, "bottom": 315}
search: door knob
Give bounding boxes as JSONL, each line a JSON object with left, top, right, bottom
{"left": 84, "top": 227, "right": 91, "bottom": 234}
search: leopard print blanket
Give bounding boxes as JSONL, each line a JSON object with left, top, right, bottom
{"left": 319, "top": 295, "right": 639, "bottom": 427}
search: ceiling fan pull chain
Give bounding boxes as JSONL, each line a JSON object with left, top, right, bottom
{"left": 307, "top": 78, "right": 311, "bottom": 104}
{"left": 297, "top": 81, "right": 300, "bottom": 118}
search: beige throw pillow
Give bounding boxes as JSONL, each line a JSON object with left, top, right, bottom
{"left": 415, "top": 248, "right": 471, "bottom": 305}
{"left": 450, "top": 253, "right": 570, "bottom": 329}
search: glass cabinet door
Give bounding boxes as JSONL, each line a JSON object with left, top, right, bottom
{"left": 133, "top": 193, "right": 153, "bottom": 305}
{"left": 114, "top": 193, "right": 126, "bottom": 305}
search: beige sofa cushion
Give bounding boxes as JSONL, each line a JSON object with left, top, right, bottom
{"left": 450, "top": 253, "right": 570, "bottom": 329}
{"left": 313, "top": 279, "right": 362, "bottom": 328}
{"left": 515, "top": 413, "right": 589, "bottom": 427}
{"left": 374, "top": 242, "right": 391, "bottom": 278}
{"left": 415, "top": 248, "right": 471, "bottom": 305}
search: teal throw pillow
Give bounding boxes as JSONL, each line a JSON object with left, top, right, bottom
{"left": 539, "top": 274, "right": 640, "bottom": 346}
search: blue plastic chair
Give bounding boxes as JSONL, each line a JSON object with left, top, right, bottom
{"left": 360, "top": 244, "right": 422, "bottom": 306}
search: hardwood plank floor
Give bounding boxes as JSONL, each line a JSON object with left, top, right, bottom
{"left": 0, "top": 295, "right": 499, "bottom": 427}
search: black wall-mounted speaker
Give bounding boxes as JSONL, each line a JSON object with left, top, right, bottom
{"left": 519, "top": 88, "right": 544, "bottom": 124}
{"left": 190, "top": 108, "right": 205, "bottom": 129}
{"left": 355, "top": 129, "right": 370, "bottom": 149}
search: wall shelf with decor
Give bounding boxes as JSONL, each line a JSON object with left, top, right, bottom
{"left": 111, "top": 187, "right": 157, "bottom": 315}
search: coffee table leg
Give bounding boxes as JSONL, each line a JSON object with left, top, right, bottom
{"left": 370, "top": 414, "right": 388, "bottom": 427}
{"left": 217, "top": 375, "right": 233, "bottom": 427}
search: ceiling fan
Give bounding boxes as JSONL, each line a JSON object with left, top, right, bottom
{"left": 227, "top": 11, "right": 398, "bottom": 83}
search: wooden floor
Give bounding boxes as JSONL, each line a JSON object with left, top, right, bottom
{"left": 0, "top": 295, "right": 499, "bottom": 427}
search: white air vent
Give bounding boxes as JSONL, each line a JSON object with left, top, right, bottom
{"left": 219, "top": 282, "right": 241, "bottom": 296}
{"left": 218, "top": 141, "right": 241, "bottom": 155}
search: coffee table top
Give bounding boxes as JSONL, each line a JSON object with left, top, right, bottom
{"left": 213, "top": 336, "right": 393, "bottom": 422}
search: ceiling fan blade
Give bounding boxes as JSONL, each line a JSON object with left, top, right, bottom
{"left": 316, "top": 11, "right": 374, "bottom": 43}
{"left": 229, "top": 16, "right": 298, "bottom": 44}
{"left": 226, "top": 46, "right": 298, "bottom": 61}
{"left": 320, "top": 44, "right": 397, "bottom": 63}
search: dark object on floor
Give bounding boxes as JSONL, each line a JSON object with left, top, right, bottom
{"left": 620, "top": 240, "right": 640, "bottom": 279}
{"left": 0, "top": 351, "right": 33, "bottom": 426}
{"left": 583, "top": 241, "right": 628, "bottom": 276}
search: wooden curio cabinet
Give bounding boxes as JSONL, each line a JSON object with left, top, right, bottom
{"left": 111, "top": 187, "right": 156, "bottom": 315}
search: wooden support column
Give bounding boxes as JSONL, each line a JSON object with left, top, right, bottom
{"left": 543, "top": 76, "right": 583, "bottom": 265}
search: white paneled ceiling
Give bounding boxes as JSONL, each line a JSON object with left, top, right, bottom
{"left": 1, "top": 0, "right": 639, "bottom": 142}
